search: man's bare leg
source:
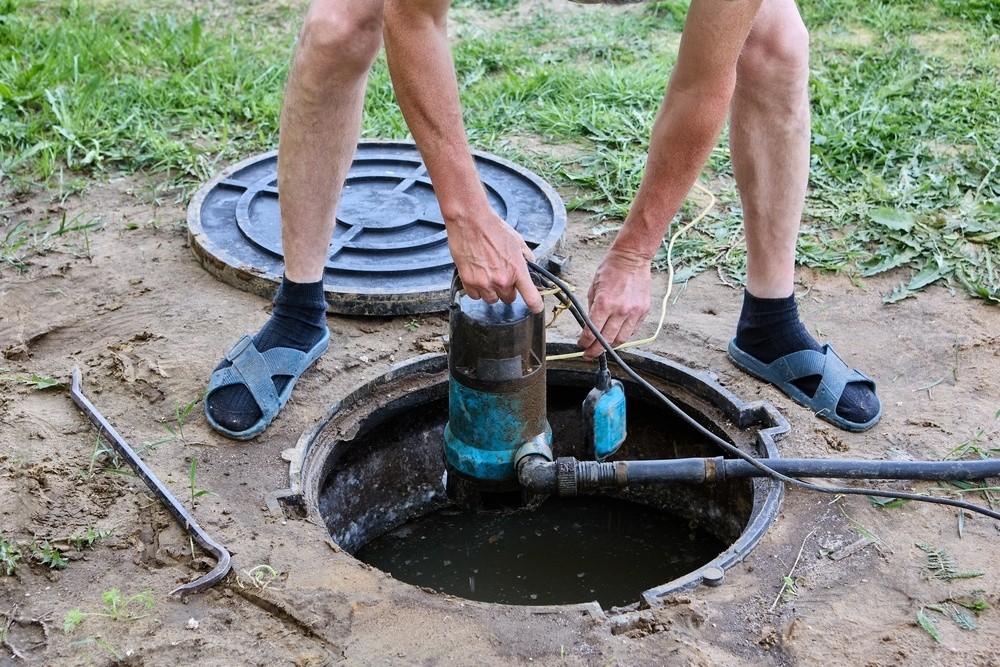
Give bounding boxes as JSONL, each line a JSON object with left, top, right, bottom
{"left": 206, "top": 0, "right": 385, "bottom": 436}
{"left": 729, "top": 0, "right": 880, "bottom": 429}
{"left": 279, "top": 0, "right": 386, "bottom": 283}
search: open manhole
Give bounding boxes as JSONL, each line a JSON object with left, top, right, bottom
{"left": 186, "top": 140, "right": 566, "bottom": 316}
{"left": 276, "top": 343, "right": 786, "bottom": 611}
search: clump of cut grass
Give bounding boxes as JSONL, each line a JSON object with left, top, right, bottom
{"left": 0, "top": 371, "right": 62, "bottom": 389}
{"left": 916, "top": 542, "right": 985, "bottom": 581}
{"left": 917, "top": 590, "right": 990, "bottom": 642}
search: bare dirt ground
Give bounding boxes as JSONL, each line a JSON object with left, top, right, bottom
{"left": 2, "top": 169, "right": 999, "bottom": 666}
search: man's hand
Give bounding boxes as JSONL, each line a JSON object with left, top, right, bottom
{"left": 447, "top": 208, "right": 543, "bottom": 313}
{"left": 383, "top": 0, "right": 541, "bottom": 314}
{"left": 578, "top": 249, "right": 651, "bottom": 359}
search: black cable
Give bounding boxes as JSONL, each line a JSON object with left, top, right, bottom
{"left": 527, "top": 261, "right": 1000, "bottom": 522}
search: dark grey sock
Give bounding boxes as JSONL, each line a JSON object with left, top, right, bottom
{"left": 207, "top": 276, "right": 328, "bottom": 433}
{"left": 734, "top": 291, "right": 879, "bottom": 425}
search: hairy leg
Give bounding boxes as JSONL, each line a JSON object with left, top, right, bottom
{"left": 206, "top": 0, "right": 385, "bottom": 435}
{"left": 730, "top": 0, "right": 879, "bottom": 428}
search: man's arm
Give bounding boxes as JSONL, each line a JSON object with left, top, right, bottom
{"left": 578, "top": 0, "right": 764, "bottom": 358}
{"left": 383, "top": 0, "right": 543, "bottom": 312}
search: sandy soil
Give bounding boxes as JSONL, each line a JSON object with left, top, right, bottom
{"left": 2, "top": 165, "right": 999, "bottom": 667}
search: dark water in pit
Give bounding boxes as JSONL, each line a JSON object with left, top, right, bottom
{"left": 354, "top": 495, "right": 726, "bottom": 608}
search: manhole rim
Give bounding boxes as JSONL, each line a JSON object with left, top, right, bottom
{"left": 272, "top": 341, "right": 788, "bottom": 609}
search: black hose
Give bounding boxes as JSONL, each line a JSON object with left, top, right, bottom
{"left": 526, "top": 261, "right": 1000, "bottom": 521}
{"left": 518, "top": 456, "right": 1000, "bottom": 494}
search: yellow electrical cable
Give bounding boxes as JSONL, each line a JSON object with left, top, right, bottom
{"left": 545, "top": 180, "right": 717, "bottom": 361}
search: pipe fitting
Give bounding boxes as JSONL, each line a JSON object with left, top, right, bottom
{"left": 516, "top": 454, "right": 557, "bottom": 493}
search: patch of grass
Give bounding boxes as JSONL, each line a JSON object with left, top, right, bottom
{"left": 1, "top": 0, "right": 295, "bottom": 187}
{"left": 0, "top": 534, "right": 21, "bottom": 576}
{"left": 936, "top": 0, "right": 999, "bottom": 26}
{"left": 63, "top": 588, "right": 155, "bottom": 633}
{"left": 453, "top": 0, "right": 519, "bottom": 11}
{"left": 1, "top": 210, "right": 100, "bottom": 271}
{"left": 802, "top": 3, "right": 999, "bottom": 303}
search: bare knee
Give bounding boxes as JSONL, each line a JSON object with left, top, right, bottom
{"left": 737, "top": 11, "right": 809, "bottom": 94}
{"left": 297, "top": 1, "right": 384, "bottom": 78}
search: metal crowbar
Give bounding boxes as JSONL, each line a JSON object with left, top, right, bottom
{"left": 70, "top": 366, "right": 232, "bottom": 597}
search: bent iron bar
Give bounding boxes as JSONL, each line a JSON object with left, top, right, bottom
{"left": 69, "top": 366, "right": 232, "bottom": 596}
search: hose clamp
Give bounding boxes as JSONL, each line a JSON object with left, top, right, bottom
{"left": 556, "top": 457, "right": 577, "bottom": 497}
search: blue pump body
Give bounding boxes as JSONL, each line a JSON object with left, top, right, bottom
{"left": 444, "top": 381, "right": 552, "bottom": 483}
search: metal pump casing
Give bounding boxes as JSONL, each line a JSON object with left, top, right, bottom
{"left": 444, "top": 289, "right": 551, "bottom": 494}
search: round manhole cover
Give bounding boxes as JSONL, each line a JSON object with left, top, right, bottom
{"left": 187, "top": 140, "right": 566, "bottom": 316}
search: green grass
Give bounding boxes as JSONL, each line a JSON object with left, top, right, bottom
{"left": 63, "top": 588, "right": 155, "bottom": 633}
{"left": 0, "top": 0, "right": 295, "bottom": 186}
{"left": 1, "top": 210, "right": 100, "bottom": 269}
{"left": 0, "top": 534, "right": 20, "bottom": 575}
{"left": 1, "top": 0, "right": 997, "bottom": 302}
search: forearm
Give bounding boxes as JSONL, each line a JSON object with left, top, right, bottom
{"left": 610, "top": 0, "right": 761, "bottom": 262}
{"left": 383, "top": 0, "right": 542, "bottom": 311}
{"left": 383, "top": 0, "right": 490, "bottom": 225}
{"left": 611, "top": 82, "right": 733, "bottom": 261}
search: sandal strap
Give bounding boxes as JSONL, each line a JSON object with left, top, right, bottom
{"left": 775, "top": 344, "right": 875, "bottom": 417}
{"left": 210, "top": 335, "right": 313, "bottom": 416}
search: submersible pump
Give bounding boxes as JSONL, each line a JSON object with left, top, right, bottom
{"left": 443, "top": 282, "right": 552, "bottom": 508}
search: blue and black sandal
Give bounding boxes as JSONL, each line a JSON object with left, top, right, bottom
{"left": 204, "top": 329, "right": 330, "bottom": 440}
{"left": 727, "top": 339, "right": 882, "bottom": 432}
